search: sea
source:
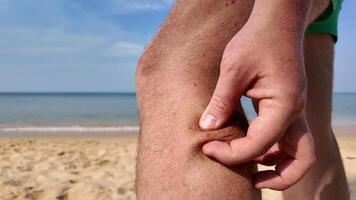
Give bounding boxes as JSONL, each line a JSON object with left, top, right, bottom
{"left": 0, "top": 93, "right": 355, "bottom": 134}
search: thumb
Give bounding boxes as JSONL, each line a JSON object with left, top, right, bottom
{"left": 199, "top": 68, "right": 249, "bottom": 130}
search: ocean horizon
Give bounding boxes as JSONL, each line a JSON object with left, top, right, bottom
{"left": 0, "top": 92, "right": 355, "bottom": 134}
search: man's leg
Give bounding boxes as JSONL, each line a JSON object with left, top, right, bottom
{"left": 135, "top": 0, "right": 260, "bottom": 199}
{"left": 283, "top": 34, "right": 350, "bottom": 199}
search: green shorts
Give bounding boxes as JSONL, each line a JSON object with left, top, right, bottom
{"left": 306, "top": 0, "right": 343, "bottom": 42}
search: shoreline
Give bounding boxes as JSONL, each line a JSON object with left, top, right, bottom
{"left": 0, "top": 129, "right": 354, "bottom": 138}
{"left": 0, "top": 131, "right": 139, "bottom": 139}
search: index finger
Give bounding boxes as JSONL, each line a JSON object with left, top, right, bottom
{"left": 202, "top": 100, "right": 293, "bottom": 165}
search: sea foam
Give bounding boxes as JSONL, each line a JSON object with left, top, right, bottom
{"left": 0, "top": 126, "right": 140, "bottom": 132}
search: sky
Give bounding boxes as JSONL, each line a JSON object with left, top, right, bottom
{"left": 0, "top": 0, "right": 354, "bottom": 93}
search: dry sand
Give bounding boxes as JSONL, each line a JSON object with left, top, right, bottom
{"left": 0, "top": 135, "right": 137, "bottom": 200}
{"left": 0, "top": 133, "right": 355, "bottom": 200}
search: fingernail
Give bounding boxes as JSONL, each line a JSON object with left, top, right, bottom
{"left": 200, "top": 114, "right": 217, "bottom": 130}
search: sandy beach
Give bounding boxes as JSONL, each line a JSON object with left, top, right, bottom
{"left": 0, "top": 132, "right": 355, "bottom": 200}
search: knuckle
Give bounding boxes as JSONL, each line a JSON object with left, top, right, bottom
{"left": 220, "top": 62, "right": 236, "bottom": 75}
{"left": 210, "top": 95, "right": 231, "bottom": 114}
{"left": 220, "top": 56, "right": 241, "bottom": 75}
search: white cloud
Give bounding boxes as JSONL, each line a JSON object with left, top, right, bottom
{"left": 0, "top": 0, "right": 166, "bottom": 92}
{"left": 0, "top": 0, "right": 149, "bottom": 69}
{"left": 108, "top": 42, "right": 144, "bottom": 57}
{"left": 0, "top": 27, "right": 142, "bottom": 69}
{"left": 0, "top": 27, "right": 140, "bottom": 92}
{"left": 111, "top": 0, "right": 174, "bottom": 13}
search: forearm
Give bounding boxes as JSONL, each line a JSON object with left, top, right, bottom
{"left": 249, "top": 0, "right": 331, "bottom": 40}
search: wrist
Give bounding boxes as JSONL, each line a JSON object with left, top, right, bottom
{"left": 248, "top": 0, "right": 312, "bottom": 41}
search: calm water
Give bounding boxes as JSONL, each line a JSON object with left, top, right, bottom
{"left": 0, "top": 93, "right": 138, "bottom": 132}
{"left": 0, "top": 93, "right": 355, "bottom": 133}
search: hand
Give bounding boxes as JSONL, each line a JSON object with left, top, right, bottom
{"left": 199, "top": 17, "right": 315, "bottom": 190}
